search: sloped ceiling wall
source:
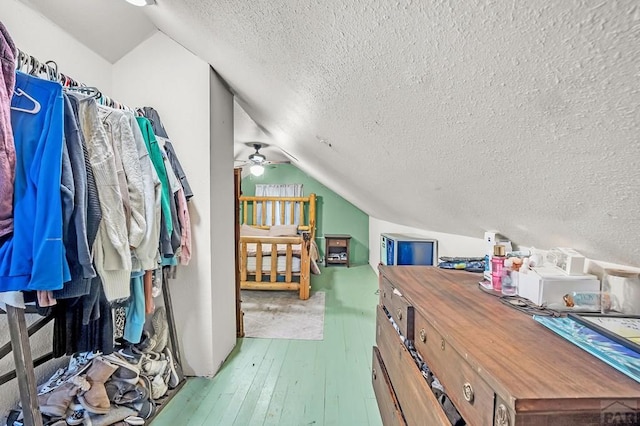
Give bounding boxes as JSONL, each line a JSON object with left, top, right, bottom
{"left": 147, "top": 1, "right": 640, "bottom": 267}
{"left": 17, "top": 0, "right": 640, "bottom": 266}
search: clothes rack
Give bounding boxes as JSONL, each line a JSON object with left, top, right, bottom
{"left": 1, "top": 307, "right": 44, "bottom": 426}
{"left": 1, "top": 48, "right": 187, "bottom": 426}
{"left": 15, "top": 48, "right": 134, "bottom": 112}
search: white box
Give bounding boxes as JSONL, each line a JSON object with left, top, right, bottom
{"left": 517, "top": 266, "right": 600, "bottom": 307}
{"left": 548, "top": 247, "right": 585, "bottom": 275}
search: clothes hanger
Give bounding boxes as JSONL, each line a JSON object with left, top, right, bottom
{"left": 15, "top": 50, "right": 28, "bottom": 72}
{"left": 64, "top": 86, "right": 101, "bottom": 99}
{"left": 11, "top": 88, "right": 41, "bottom": 114}
{"left": 27, "top": 55, "right": 39, "bottom": 76}
{"left": 45, "top": 61, "right": 58, "bottom": 82}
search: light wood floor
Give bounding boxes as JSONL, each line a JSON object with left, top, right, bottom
{"left": 151, "top": 264, "right": 383, "bottom": 426}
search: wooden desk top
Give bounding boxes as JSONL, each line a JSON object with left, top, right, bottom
{"left": 379, "top": 266, "right": 640, "bottom": 414}
{"left": 324, "top": 234, "right": 351, "bottom": 239}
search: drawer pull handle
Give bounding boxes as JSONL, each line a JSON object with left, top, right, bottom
{"left": 396, "top": 308, "right": 402, "bottom": 320}
{"left": 463, "top": 382, "right": 474, "bottom": 403}
{"left": 419, "top": 328, "right": 427, "bottom": 343}
{"left": 496, "top": 404, "right": 510, "bottom": 426}
{"left": 372, "top": 368, "right": 377, "bottom": 380}
{"left": 440, "top": 338, "right": 445, "bottom": 351}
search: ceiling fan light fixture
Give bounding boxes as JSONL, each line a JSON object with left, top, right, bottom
{"left": 248, "top": 152, "right": 266, "bottom": 163}
{"left": 250, "top": 164, "right": 265, "bottom": 177}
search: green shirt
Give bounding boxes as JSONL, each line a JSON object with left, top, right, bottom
{"left": 136, "top": 116, "right": 172, "bottom": 234}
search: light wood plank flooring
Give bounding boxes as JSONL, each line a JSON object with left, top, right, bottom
{"left": 151, "top": 264, "right": 382, "bottom": 426}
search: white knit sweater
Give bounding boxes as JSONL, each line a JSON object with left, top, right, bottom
{"left": 79, "top": 99, "right": 131, "bottom": 302}
{"left": 127, "top": 112, "right": 162, "bottom": 271}
{"left": 98, "top": 107, "right": 146, "bottom": 249}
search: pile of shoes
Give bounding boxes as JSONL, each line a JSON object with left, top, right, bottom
{"left": 5, "top": 307, "right": 183, "bottom": 426}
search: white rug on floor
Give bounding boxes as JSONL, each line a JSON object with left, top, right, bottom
{"left": 241, "top": 290, "right": 325, "bottom": 340}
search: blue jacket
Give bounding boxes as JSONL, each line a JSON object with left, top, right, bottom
{"left": 0, "top": 72, "right": 70, "bottom": 291}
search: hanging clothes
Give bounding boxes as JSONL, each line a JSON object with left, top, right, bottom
{"left": 127, "top": 112, "right": 161, "bottom": 272}
{"left": 158, "top": 138, "right": 181, "bottom": 264}
{"left": 98, "top": 106, "right": 146, "bottom": 250}
{"left": 0, "top": 71, "right": 70, "bottom": 292}
{"left": 158, "top": 137, "right": 191, "bottom": 265}
{"left": 53, "top": 94, "right": 95, "bottom": 299}
{"left": 0, "top": 20, "right": 16, "bottom": 242}
{"left": 77, "top": 96, "right": 131, "bottom": 302}
{"left": 136, "top": 117, "right": 172, "bottom": 237}
{"left": 143, "top": 106, "right": 193, "bottom": 200}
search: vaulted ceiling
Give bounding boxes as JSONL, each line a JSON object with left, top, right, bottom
{"left": 19, "top": 0, "right": 640, "bottom": 267}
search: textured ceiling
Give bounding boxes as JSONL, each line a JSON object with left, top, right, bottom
{"left": 146, "top": 0, "right": 640, "bottom": 267}
{"left": 19, "top": 0, "right": 640, "bottom": 266}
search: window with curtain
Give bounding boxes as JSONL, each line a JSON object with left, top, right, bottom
{"left": 255, "top": 184, "right": 303, "bottom": 225}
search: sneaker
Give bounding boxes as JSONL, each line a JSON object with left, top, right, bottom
{"left": 5, "top": 409, "right": 23, "bottom": 426}
{"left": 116, "top": 346, "right": 142, "bottom": 365}
{"left": 162, "top": 348, "right": 180, "bottom": 389}
{"left": 133, "top": 331, "right": 153, "bottom": 353}
{"left": 66, "top": 403, "right": 85, "bottom": 426}
{"left": 150, "top": 307, "right": 169, "bottom": 354}
{"left": 103, "top": 354, "right": 140, "bottom": 385}
{"left": 150, "top": 374, "right": 168, "bottom": 399}
{"left": 128, "top": 398, "right": 155, "bottom": 420}
{"left": 37, "top": 368, "right": 66, "bottom": 395}
{"left": 124, "top": 415, "right": 145, "bottom": 425}
{"left": 142, "top": 358, "right": 167, "bottom": 377}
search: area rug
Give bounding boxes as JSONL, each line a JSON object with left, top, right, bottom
{"left": 241, "top": 290, "right": 325, "bottom": 340}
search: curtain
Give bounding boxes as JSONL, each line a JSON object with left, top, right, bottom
{"left": 255, "top": 184, "right": 303, "bottom": 225}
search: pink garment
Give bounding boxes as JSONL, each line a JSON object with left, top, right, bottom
{"left": 0, "top": 21, "right": 16, "bottom": 239}
{"left": 37, "top": 291, "right": 57, "bottom": 308}
{"left": 177, "top": 188, "right": 191, "bottom": 265}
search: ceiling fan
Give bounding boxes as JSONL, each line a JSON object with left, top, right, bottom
{"left": 235, "top": 143, "right": 290, "bottom": 176}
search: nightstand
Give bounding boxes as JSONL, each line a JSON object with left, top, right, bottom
{"left": 324, "top": 234, "right": 351, "bottom": 267}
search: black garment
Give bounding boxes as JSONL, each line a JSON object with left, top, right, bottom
{"left": 163, "top": 139, "right": 193, "bottom": 200}
{"left": 142, "top": 107, "right": 193, "bottom": 199}
{"left": 53, "top": 276, "right": 114, "bottom": 357}
{"left": 53, "top": 95, "right": 102, "bottom": 299}
{"left": 142, "top": 106, "right": 168, "bottom": 138}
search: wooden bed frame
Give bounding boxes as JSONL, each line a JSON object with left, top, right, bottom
{"left": 238, "top": 194, "right": 316, "bottom": 300}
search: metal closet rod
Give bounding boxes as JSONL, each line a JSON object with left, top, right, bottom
{"left": 15, "top": 47, "right": 136, "bottom": 112}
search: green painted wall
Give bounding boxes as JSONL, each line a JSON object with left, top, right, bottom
{"left": 241, "top": 164, "right": 369, "bottom": 265}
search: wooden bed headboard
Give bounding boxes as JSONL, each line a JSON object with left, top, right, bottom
{"left": 239, "top": 193, "right": 317, "bottom": 241}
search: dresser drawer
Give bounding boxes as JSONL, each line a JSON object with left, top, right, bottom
{"left": 414, "top": 311, "right": 495, "bottom": 426}
{"left": 372, "top": 346, "right": 406, "bottom": 426}
{"left": 379, "top": 276, "right": 415, "bottom": 340}
{"left": 376, "top": 306, "right": 450, "bottom": 426}
{"left": 327, "top": 239, "right": 347, "bottom": 247}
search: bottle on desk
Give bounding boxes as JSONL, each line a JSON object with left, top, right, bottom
{"left": 501, "top": 258, "right": 517, "bottom": 296}
{"left": 491, "top": 245, "right": 506, "bottom": 291}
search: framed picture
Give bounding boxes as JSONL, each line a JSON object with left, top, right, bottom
{"left": 568, "top": 313, "right": 640, "bottom": 355}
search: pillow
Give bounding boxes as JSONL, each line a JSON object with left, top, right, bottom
{"left": 240, "top": 224, "right": 270, "bottom": 237}
{"left": 269, "top": 224, "right": 299, "bottom": 236}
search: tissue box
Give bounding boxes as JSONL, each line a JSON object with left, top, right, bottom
{"left": 517, "top": 266, "right": 600, "bottom": 307}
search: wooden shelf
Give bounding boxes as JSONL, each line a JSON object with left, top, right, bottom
{"left": 324, "top": 234, "right": 351, "bottom": 267}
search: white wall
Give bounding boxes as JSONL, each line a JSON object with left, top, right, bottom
{"left": 208, "top": 68, "right": 236, "bottom": 373}
{"left": 0, "top": 0, "right": 114, "bottom": 415}
{"left": 2, "top": 0, "right": 112, "bottom": 91}
{"left": 112, "top": 32, "right": 236, "bottom": 377}
{"left": 0, "top": 7, "right": 237, "bottom": 417}
{"left": 369, "top": 217, "right": 486, "bottom": 272}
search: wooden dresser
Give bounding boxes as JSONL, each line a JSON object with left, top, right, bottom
{"left": 373, "top": 266, "right": 640, "bottom": 426}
